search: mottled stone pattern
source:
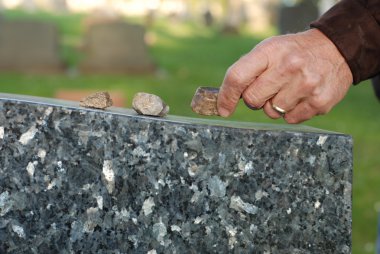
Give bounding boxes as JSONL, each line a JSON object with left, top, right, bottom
{"left": 0, "top": 94, "right": 352, "bottom": 253}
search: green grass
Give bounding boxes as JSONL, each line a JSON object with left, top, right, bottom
{"left": 1, "top": 9, "right": 379, "bottom": 253}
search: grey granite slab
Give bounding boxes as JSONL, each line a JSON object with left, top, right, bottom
{"left": 0, "top": 93, "right": 352, "bottom": 253}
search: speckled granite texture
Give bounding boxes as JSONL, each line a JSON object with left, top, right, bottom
{"left": 0, "top": 93, "right": 352, "bottom": 253}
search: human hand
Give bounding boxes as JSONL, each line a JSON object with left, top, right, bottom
{"left": 217, "top": 29, "right": 353, "bottom": 124}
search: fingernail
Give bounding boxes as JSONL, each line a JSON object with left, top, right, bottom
{"left": 218, "top": 107, "right": 230, "bottom": 117}
{"left": 243, "top": 100, "right": 261, "bottom": 110}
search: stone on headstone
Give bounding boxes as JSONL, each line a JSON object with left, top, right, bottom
{"left": 79, "top": 91, "right": 113, "bottom": 110}
{"left": 0, "top": 20, "right": 64, "bottom": 73}
{"left": 80, "top": 22, "right": 155, "bottom": 74}
{"left": 278, "top": 0, "right": 319, "bottom": 34}
{"left": 55, "top": 90, "right": 126, "bottom": 107}
{"left": 132, "top": 92, "right": 169, "bottom": 117}
{"left": 0, "top": 93, "right": 352, "bottom": 253}
{"left": 191, "top": 87, "right": 219, "bottom": 116}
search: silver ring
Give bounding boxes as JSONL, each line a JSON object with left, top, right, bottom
{"left": 272, "top": 104, "right": 286, "bottom": 115}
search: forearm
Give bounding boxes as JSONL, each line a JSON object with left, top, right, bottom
{"left": 310, "top": 0, "right": 380, "bottom": 84}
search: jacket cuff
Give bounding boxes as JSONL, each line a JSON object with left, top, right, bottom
{"left": 310, "top": 0, "right": 380, "bottom": 84}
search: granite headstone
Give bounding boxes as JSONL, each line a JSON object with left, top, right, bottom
{"left": 0, "top": 93, "right": 352, "bottom": 253}
{"left": 0, "top": 20, "right": 64, "bottom": 73}
{"left": 80, "top": 22, "right": 155, "bottom": 74}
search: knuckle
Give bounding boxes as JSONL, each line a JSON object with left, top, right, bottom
{"left": 284, "top": 54, "right": 304, "bottom": 72}
{"left": 226, "top": 66, "right": 244, "bottom": 84}
{"left": 309, "top": 96, "right": 329, "bottom": 111}
{"left": 255, "top": 37, "right": 278, "bottom": 52}
{"left": 302, "top": 74, "right": 321, "bottom": 92}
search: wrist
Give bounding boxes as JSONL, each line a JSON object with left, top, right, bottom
{"left": 300, "top": 28, "right": 353, "bottom": 85}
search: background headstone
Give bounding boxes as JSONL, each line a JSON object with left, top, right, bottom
{"left": 0, "top": 20, "right": 64, "bottom": 73}
{"left": 81, "top": 9, "right": 122, "bottom": 32}
{"left": 50, "top": 0, "right": 68, "bottom": 13}
{"left": 80, "top": 21, "right": 155, "bottom": 74}
{"left": 221, "top": 0, "right": 245, "bottom": 34}
{"left": 21, "top": 0, "right": 37, "bottom": 12}
{"left": 278, "top": 0, "right": 319, "bottom": 34}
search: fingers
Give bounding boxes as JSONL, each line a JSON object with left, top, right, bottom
{"left": 217, "top": 48, "right": 268, "bottom": 117}
{"left": 244, "top": 71, "right": 305, "bottom": 118}
{"left": 284, "top": 101, "right": 317, "bottom": 124}
{"left": 263, "top": 101, "right": 282, "bottom": 119}
{"left": 241, "top": 70, "right": 283, "bottom": 110}
{"left": 262, "top": 100, "right": 317, "bottom": 124}
{"left": 263, "top": 74, "right": 311, "bottom": 118}
{"left": 247, "top": 66, "right": 321, "bottom": 122}
{"left": 218, "top": 28, "right": 352, "bottom": 123}
{"left": 241, "top": 53, "right": 312, "bottom": 112}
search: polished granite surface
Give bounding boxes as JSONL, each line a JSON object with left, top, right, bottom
{"left": 0, "top": 93, "right": 352, "bottom": 253}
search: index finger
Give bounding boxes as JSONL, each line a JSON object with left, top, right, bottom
{"left": 217, "top": 48, "right": 268, "bottom": 117}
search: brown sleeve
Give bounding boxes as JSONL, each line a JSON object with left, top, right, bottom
{"left": 310, "top": 0, "right": 380, "bottom": 84}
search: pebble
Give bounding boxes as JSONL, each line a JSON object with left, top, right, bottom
{"left": 132, "top": 93, "right": 169, "bottom": 117}
{"left": 80, "top": 91, "right": 113, "bottom": 109}
{"left": 191, "top": 87, "right": 219, "bottom": 116}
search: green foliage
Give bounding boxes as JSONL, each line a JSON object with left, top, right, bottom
{"left": 0, "top": 9, "right": 379, "bottom": 254}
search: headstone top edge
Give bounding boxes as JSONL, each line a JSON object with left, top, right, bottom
{"left": 0, "top": 93, "right": 349, "bottom": 137}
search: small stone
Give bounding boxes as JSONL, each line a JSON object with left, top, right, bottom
{"left": 132, "top": 93, "right": 169, "bottom": 117}
{"left": 80, "top": 91, "right": 113, "bottom": 109}
{"left": 191, "top": 87, "right": 219, "bottom": 116}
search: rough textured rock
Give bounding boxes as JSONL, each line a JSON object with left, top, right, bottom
{"left": 191, "top": 87, "right": 219, "bottom": 116}
{"left": 79, "top": 91, "right": 113, "bottom": 109}
{"left": 132, "top": 92, "right": 169, "bottom": 117}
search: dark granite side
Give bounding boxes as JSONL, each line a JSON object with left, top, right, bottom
{"left": 0, "top": 94, "right": 352, "bottom": 253}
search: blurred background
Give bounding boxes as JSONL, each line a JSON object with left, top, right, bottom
{"left": 0, "top": 0, "right": 378, "bottom": 253}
